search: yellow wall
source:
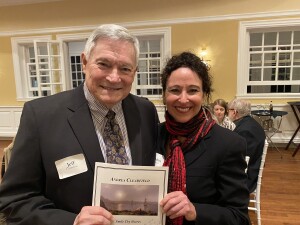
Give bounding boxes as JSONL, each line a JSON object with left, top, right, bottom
{"left": 0, "top": 0, "right": 300, "bottom": 106}
{"left": 1, "top": 0, "right": 300, "bottom": 31}
{"left": 171, "top": 21, "right": 240, "bottom": 101}
{"left": 0, "top": 36, "right": 18, "bottom": 105}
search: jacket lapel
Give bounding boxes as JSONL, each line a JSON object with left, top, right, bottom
{"left": 160, "top": 123, "right": 212, "bottom": 167}
{"left": 122, "top": 95, "right": 142, "bottom": 165}
{"left": 67, "top": 86, "right": 104, "bottom": 172}
{"left": 184, "top": 133, "right": 211, "bottom": 166}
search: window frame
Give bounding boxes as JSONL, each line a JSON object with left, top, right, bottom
{"left": 131, "top": 27, "right": 171, "bottom": 100}
{"left": 56, "top": 33, "right": 89, "bottom": 90}
{"left": 11, "top": 35, "right": 52, "bottom": 101}
{"left": 237, "top": 18, "right": 300, "bottom": 99}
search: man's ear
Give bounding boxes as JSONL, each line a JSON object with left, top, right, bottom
{"left": 233, "top": 110, "right": 239, "bottom": 119}
{"left": 134, "top": 66, "right": 138, "bottom": 74}
{"left": 81, "top": 53, "right": 87, "bottom": 71}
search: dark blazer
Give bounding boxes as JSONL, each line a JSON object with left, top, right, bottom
{"left": 0, "top": 84, "right": 159, "bottom": 225}
{"left": 158, "top": 123, "right": 250, "bottom": 225}
{"left": 234, "top": 115, "right": 266, "bottom": 193}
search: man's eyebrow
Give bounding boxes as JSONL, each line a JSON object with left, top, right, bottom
{"left": 120, "top": 63, "right": 134, "bottom": 69}
{"left": 95, "top": 58, "right": 134, "bottom": 68}
{"left": 95, "top": 57, "right": 109, "bottom": 62}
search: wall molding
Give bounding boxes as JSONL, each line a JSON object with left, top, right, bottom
{"left": 1, "top": 10, "right": 300, "bottom": 36}
{"left": 0, "top": 106, "right": 22, "bottom": 138}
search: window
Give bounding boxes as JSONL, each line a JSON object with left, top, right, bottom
{"left": 237, "top": 19, "right": 300, "bottom": 99}
{"left": 11, "top": 36, "right": 65, "bottom": 100}
{"left": 68, "top": 41, "right": 86, "bottom": 88}
{"left": 57, "top": 33, "right": 89, "bottom": 91}
{"left": 70, "top": 55, "right": 84, "bottom": 88}
{"left": 132, "top": 27, "right": 171, "bottom": 101}
{"left": 136, "top": 37, "right": 163, "bottom": 97}
{"left": 28, "top": 41, "right": 64, "bottom": 97}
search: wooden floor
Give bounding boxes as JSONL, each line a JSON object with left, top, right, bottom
{"left": 249, "top": 145, "right": 300, "bottom": 225}
{"left": 0, "top": 140, "right": 299, "bottom": 224}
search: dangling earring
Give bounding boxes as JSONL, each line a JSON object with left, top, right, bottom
{"left": 202, "top": 106, "right": 208, "bottom": 120}
{"left": 163, "top": 97, "right": 166, "bottom": 113}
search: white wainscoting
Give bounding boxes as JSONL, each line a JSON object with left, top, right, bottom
{"left": 0, "top": 105, "right": 299, "bottom": 145}
{"left": 0, "top": 106, "right": 23, "bottom": 138}
{"left": 156, "top": 105, "right": 166, "bottom": 123}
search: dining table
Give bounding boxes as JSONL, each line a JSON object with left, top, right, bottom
{"left": 251, "top": 109, "right": 288, "bottom": 157}
{"left": 285, "top": 102, "right": 300, "bottom": 157}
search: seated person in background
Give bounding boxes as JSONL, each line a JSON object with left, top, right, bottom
{"left": 158, "top": 52, "right": 250, "bottom": 225}
{"left": 227, "top": 98, "right": 266, "bottom": 193}
{"left": 212, "top": 98, "right": 236, "bottom": 130}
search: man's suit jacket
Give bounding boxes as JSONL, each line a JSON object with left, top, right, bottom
{"left": 233, "top": 115, "right": 266, "bottom": 193}
{"left": 0, "top": 84, "right": 159, "bottom": 225}
{"left": 158, "top": 123, "right": 250, "bottom": 225}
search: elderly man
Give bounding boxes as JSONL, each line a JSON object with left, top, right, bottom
{"left": 228, "top": 98, "right": 265, "bottom": 193}
{"left": 0, "top": 24, "right": 159, "bottom": 225}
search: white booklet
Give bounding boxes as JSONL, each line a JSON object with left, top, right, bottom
{"left": 92, "top": 162, "right": 169, "bottom": 225}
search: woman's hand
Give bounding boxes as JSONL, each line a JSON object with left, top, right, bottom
{"left": 160, "top": 191, "right": 196, "bottom": 221}
{"left": 73, "top": 206, "right": 114, "bottom": 225}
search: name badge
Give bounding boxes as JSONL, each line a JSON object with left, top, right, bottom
{"left": 55, "top": 153, "right": 88, "bottom": 179}
{"left": 155, "top": 153, "right": 165, "bottom": 166}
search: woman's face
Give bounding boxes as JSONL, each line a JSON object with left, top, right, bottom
{"left": 213, "top": 104, "right": 226, "bottom": 122}
{"left": 164, "top": 67, "right": 204, "bottom": 123}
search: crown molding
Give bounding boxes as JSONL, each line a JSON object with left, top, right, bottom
{"left": 0, "top": 0, "right": 62, "bottom": 7}
{"left": 1, "top": 10, "right": 300, "bottom": 36}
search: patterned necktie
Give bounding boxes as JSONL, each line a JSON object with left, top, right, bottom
{"left": 103, "top": 110, "right": 129, "bottom": 165}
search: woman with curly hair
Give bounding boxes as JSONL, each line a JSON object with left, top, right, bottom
{"left": 158, "top": 52, "right": 250, "bottom": 225}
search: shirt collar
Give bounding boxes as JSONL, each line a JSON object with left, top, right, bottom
{"left": 83, "top": 82, "right": 122, "bottom": 116}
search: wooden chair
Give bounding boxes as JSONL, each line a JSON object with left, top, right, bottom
{"left": 1, "top": 138, "right": 14, "bottom": 179}
{"left": 247, "top": 139, "right": 269, "bottom": 225}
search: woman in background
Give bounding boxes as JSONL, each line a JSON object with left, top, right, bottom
{"left": 212, "top": 98, "right": 236, "bottom": 130}
{"left": 158, "top": 52, "right": 250, "bottom": 225}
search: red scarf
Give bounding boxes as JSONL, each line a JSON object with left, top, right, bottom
{"left": 163, "top": 107, "right": 215, "bottom": 225}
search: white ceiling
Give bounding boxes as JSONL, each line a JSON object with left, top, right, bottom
{"left": 0, "top": 0, "right": 63, "bottom": 7}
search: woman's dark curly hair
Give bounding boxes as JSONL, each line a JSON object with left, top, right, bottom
{"left": 161, "top": 51, "right": 213, "bottom": 102}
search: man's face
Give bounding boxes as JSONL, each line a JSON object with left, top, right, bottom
{"left": 82, "top": 38, "right": 137, "bottom": 108}
{"left": 227, "top": 107, "right": 237, "bottom": 122}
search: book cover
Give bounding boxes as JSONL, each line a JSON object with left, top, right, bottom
{"left": 92, "top": 162, "right": 169, "bottom": 225}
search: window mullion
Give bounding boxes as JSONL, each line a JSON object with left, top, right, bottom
{"left": 47, "top": 42, "right": 53, "bottom": 95}
{"left": 291, "top": 31, "right": 295, "bottom": 81}
{"left": 33, "top": 41, "right": 42, "bottom": 97}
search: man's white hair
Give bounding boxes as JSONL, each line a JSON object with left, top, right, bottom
{"left": 228, "top": 98, "right": 251, "bottom": 117}
{"left": 83, "top": 24, "right": 140, "bottom": 65}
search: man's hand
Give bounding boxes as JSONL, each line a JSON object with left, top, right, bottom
{"left": 74, "top": 206, "right": 114, "bottom": 225}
